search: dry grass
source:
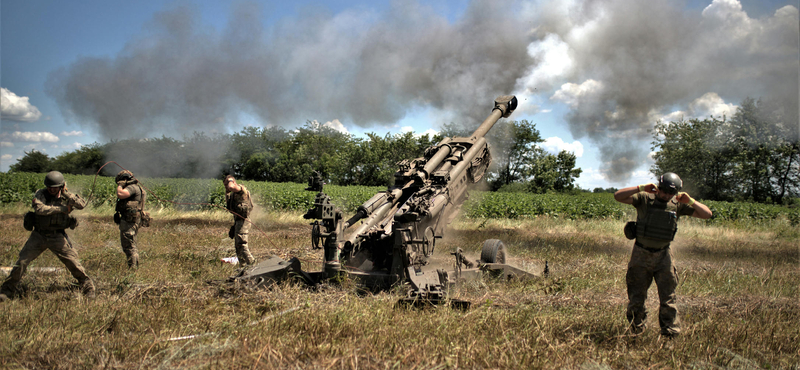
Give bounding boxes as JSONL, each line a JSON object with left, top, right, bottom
{"left": 0, "top": 206, "right": 797, "bottom": 369}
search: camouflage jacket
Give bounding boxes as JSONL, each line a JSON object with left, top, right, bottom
{"left": 226, "top": 185, "right": 253, "bottom": 219}
{"left": 32, "top": 188, "right": 86, "bottom": 231}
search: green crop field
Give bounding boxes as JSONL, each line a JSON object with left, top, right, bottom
{"left": 0, "top": 173, "right": 798, "bottom": 369}
{"left": 2, "top": 172, "right": 797, "bottom": 224}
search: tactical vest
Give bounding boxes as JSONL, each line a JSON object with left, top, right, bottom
{"left": 226, "top": 187, "right": 253, "bottom": 219}
{"left": 116, "top": 184, "right": 144, "bottom": 223}
{"left": 35, "top": 212, "right": 72, "bottom": 231}
{"left": 636, "top": 196, "right": 679, "bottom": 241}
{"left": 34, "top": 191, "right": 73, "bottom": 231}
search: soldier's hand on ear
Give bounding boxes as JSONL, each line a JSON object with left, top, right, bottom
{"left": 638, "top": 183, "right": 658, "bottom": 193}
{"left": 675, "top": 192, "right": 696, "bottom": 206}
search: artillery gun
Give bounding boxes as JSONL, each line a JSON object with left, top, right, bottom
{"left": 236, "top": 95, "right": 540, "bottom": 306}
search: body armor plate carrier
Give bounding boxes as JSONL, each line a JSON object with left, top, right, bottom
{"left": 636, "top": 198, "right": 679, "bottom": 241}
{"left": 116, "top": 183, "right": 145, "bottom": 224}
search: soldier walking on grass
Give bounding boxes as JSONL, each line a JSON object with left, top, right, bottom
{"left": 0, "top": 171, "right": 95, "bottom": 301}
{"left": 224, "top": 175, "right": 255, "bottom": 266}
{"left": 115, "top": 170, "right": 147, "bottom": 269}
{"left": 614, "top": 172, "right": 712, "bottom": 337}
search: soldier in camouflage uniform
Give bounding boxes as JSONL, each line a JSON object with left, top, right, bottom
{"left": 614, "top": 172, "right": 712, "bottom": 337}
{"left": 115, "top": 170, "right": 145, "bottom": 269}
{"left": 224, "top": 175, "right": 255, "bottom": 266}
{"left": 0, "top": 171, "right": 95, "bottom": 300}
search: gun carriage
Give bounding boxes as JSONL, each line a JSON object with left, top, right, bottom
{"left": 236, "top": 95, "right": 540, "bottom": 306}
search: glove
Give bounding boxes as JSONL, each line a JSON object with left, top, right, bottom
{"left": 638, "top": 183, "right": 657, "bottom": 193}
{"left": 676, "top": 192, "right": 696, "bottom": 206}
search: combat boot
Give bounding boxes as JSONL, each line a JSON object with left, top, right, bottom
{"left": 126, "top": 252, "right": 139, "bottom": 269}
{"left": 661, "top": 327, "right": 680, "bottom": 338}
{"left": 80, "top": 279, "right": 96, "bottom": 298}
{"left": 0, "top": 280, "right": 17, "bottom": 300}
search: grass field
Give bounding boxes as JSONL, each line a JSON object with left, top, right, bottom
{"left": 0, "top": 203, "right": 797, "bottom": 369}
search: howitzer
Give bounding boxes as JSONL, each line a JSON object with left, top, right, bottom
{"left": 236, "top": 95, "right": 541, "bottom": 306}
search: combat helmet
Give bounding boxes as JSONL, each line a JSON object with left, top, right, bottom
{"left": 658, "top": 172, "right": 682, "bottom": 195}
{"left": 44, "top": 171, "right": 65, "bottom": 188}
{"left": 115, "top": 170, "right": 134, "bottom": 183}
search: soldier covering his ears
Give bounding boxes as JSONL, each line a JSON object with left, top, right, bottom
{"left": 224, "top": 175, "right": 255, "bottom": 266}
{"left": 115, "top": 170, "right": 147, "bottom": 268}
{"left": 614, "top": 172, "right": 712, "bottom": 337}
{"left": 1, "top": 171, "right": 95, "bottom": 300}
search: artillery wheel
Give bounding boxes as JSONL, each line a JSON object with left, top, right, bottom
{"left": 311, "top": 223, "right": 321, "bottom": 249}
{"left": 480, "top": 239, "right": 506, "bottom": 264}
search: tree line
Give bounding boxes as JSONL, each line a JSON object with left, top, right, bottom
{"left": 8, "top": 120, "right": 583, "bottom": 194}
{"left": 651, "top": 97, "right": 799, "bottom": 204}
{"left": 10, "top": 96, "right": 797, "bottom": 202}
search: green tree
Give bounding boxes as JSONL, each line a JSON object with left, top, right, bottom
{"left": 651, "top": 97, "right": 799, "bottom": 203}
{"left": 9, "top": 150, "right": 51, "bottom": 173}
{"left": 593, "top": 187, "right": 618, "bottom": 193}
{"left": 728, "top": 98, "right": 799, "bottom": 203}
{"left": 650, "top": 118, "right": 736, "bottom": 201}
{"left": 51, "top": 143, "right": 107, "bottom": 175}
{"left": 347, "top": 131, "right": 438, "bottom": 187}
{"left": 486, "top": 120, "right": 544, "bottom": 191}
{"left": 273, "top": 121, "right": 354, "bottom": 184}
{"left": 527, "top": 150, "right": 582, "bottom": 193}
{"left": 226, "top": 126, "right": 289, "bottom": 181}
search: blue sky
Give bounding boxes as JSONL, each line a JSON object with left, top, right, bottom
{"left": 1, "top": 0, "right": 798, "bottom": 191}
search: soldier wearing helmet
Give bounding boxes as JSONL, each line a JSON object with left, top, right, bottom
{"left": 614, "top": 172, "right": 712, "bottom": 337}
{"left": 115, "top": 170, "right": 146, "bottom": 269}
{"left": 1, "top": 171, "right": 95, "bottom": 301}
{"left": 223, "top": 175, "right": 255, "bottom": 266}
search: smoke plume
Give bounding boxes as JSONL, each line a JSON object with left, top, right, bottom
{"left": 517, "top": 0, "right": 799, "bottom": 181}
{"left": 46, "top": 0, "right": 799, "bottom": 182}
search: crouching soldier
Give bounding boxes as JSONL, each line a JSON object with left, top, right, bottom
{"left": 224, "top": 175, "right": 255, "bottom": 266}
{"left": 1, "top": 171, "right": 95, "bottom": 300}
{"left": 115, "top": 170, "right": 147, "bottom": 269}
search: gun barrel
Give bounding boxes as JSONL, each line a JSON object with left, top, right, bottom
{"left": 346, "top": 187, "right": 404, "bottom": 243}
{"left": 470, "top": 95, "right": 518, "bottom": 140}
{"left": 449, "top": 136, "right": 487, "bottom": 182}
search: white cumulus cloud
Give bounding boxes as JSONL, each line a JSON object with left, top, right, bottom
{"left": 60, "top": 131, "right": 84, "bottom": 137}
{"left": 0, "top": 141, "right": 13, "bottom": 148}
{"left": 688, "top": 92, "right": 738, "bottom": 119}
{"left": 542, "top": 137, "right": 584, "bottom": 157}
{"left": 1, "top": 87, "right": 42, "bottom": 122}
{"left": 416, "top": 128, "right": 438, "bottom": 138}
{"left": 1, "top": 154, "right": 13, "bottom": 162}
{"left": 8, "top": 131, "right": 60, "bottom": 143}
{"left": 63, "top": 142, "right": 83, "bottom": 150}
{"left": 322, "top": 119, "right": 349, "bottom": 134}
{"left": 550, "top": 79, "right": 604, "bottom": 108}
{"left": 659, "top": 92, "right": 738, "bottom": 122}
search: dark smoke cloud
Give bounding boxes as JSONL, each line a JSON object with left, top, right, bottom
{"left": 46, "top": 0, "right": 531, "bottom": 141}
{"left": 45, "top": 0, "right": 799, "bottom": 182}
{"left": 520, "top": 0, "right": 799, "bottom": 182}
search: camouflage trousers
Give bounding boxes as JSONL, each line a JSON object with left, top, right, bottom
{"left": 120, "top": 219, "right": 140, "bottom": 269}
{"left": 234, "top": 218, "right": 255, "bottom": 265}
{"left": 625, "top": 243, "right": 680, "bottom": 336}
{"left": 1, "top": 230, "right": 93, "bottom": 296}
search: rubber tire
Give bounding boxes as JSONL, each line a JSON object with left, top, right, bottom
{"left": 480, "top": 239, "right": 506, "bottom": 264}
{"left": 311, "top": 223, "right": 321, "bottom": 249}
